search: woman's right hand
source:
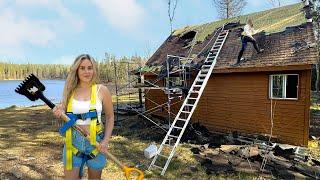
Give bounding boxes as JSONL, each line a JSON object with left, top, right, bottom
{"left": 52, "top": 104, "right": 64, "bottom": 118}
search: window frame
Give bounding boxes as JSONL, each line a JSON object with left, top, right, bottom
{"left": 269, "top": 74, "right": 299, "bottom": 100}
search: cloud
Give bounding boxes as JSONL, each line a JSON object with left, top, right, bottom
{"left": 0, "top": 10, "right": 55, "bottom": 47}
{"left": 15, "top": 0, "right": 85, "bottom": 31}
{"left": 92, "top": 0, "right": 145, "bottom": 32}
{"left": 0, "top": 0, "right": 85, "bottom": 60}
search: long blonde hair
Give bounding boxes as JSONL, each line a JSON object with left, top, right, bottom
{"left": 61, "top": 54, "right": 100, "bottom": 111}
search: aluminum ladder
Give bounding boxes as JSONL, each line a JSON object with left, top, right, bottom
{"left": 148, "top": 27, "right": 229, "bottom": 175}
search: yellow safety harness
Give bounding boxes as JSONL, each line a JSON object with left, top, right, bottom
{"left": 64, "top": 84, "right": 103, "bottom": 170}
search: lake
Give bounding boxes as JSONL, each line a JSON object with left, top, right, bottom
{"left": 0, "top": 80, "right": 65, "bottom": 109}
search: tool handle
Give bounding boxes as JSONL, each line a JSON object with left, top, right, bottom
{"left": 38, "top": 92, "right": 55, "bottom": 109}
{"left": 35, "top": 93, "right": 143, "bottom": 179}
{"left": 36, "top": 94, "right": 126, "bottom": 169}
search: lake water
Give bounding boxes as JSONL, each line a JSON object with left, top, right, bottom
{"left": 0, "top": 80, "right": 65, "bottom": 109}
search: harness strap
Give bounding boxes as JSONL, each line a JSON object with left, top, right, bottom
{"left": 59, "top": 113, "right": 78, "bottom": 136}
{"left": 89, "top": 84, "right": 97, "bottom": 145}
{"left": 71, "top": 133, "right": 102, "bottom": 178}
{"left": 65, "top": 94, "right": 74, "bottom": 170}
{"left": 64, "top": 84, "right": 103, "bottom": 172}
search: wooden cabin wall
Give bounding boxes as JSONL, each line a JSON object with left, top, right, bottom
{"left": 144, "top": 70, "right": 311, "bottom": 146}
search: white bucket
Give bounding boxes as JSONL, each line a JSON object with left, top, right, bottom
{"left": 144, "top": 144, "right": 158, "bottom": 159}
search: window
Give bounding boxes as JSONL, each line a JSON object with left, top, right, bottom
{"left": 269, "top": 74, "right": 298, "bottom": 99}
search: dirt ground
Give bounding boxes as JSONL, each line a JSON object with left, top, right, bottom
{"left": 0, "top": 101, "right": 319, "bottom": 179}
{"left": 0, "top": 106, "right": 219, "bottom": 179}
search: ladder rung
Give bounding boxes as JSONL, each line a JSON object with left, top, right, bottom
{"left": 168, "top": 134, "right": 179, "bottom": 138}
{"left": 185, "top": 104, "right": 194, "bottom": 106}
{"left": 173, "top": 126, "right": 183, "bottom": 130}
{"left": 152, "top": 164, "right": 164, "bottom": 170}
{"left": 193, "top": 85, "right": 201, "bottom": 87}
{"left": 177, "top": 118, "right": 187, "bottom": 121}
{"left": 188, "top": 97, "right": 197, "bottom": 100}
{"left": 197, "top": 79, "right": 204, "bottom": 82}
{"left": 202, "top": 65, "right": 211, "bottom": 68}
{"left": 158, "top": 154, "right": 169, "bottom": 158}
{"left": 181, "top": 111, "right": 190, "bottom": 113}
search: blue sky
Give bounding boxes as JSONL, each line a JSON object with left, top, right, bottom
{"left": 0, "top": 0, "right": 300, "bottom": 64}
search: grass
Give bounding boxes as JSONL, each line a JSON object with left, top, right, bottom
{"left": 173, "top": 3, "right": 306, "bottom": 42}
{"left": 0, "top": 105, "right": 264, "bottom": 179}
{"left": 1, "top": 90, "right": 320, "bottom": 179}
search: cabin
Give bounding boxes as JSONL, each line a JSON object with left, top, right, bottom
{"left": 140, "top": 2, "right": 319, "bottom": 146}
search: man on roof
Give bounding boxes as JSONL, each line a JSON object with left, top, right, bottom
{"left": 236, "top": 19, "right": 264, "bottom": 65}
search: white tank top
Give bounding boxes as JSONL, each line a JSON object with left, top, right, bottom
{"left": 71, "top": 86, "right": 103, "bottom": 125}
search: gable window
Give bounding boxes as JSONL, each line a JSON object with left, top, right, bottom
{"left": 269, "top": 74, "right": 298, "bottom": 99}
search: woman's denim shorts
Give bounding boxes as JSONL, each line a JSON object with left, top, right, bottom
{"left": 62, "top": 130, "right": 107, "bottom": 170}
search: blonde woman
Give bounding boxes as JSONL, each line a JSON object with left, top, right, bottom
{"left": 236, "top": 19, "right": 264, "bottom": 64}
{"left": 53, "top": 54, "right": 114, "bottom": 179}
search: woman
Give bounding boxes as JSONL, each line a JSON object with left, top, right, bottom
{"left": 236, "top": 19, "right": 264, "bottom": 64}
{"left": 53, "top": 54, "right": 114, "bottom": 179}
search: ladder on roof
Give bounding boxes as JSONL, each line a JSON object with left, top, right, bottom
{"left": 148, "top": 27, "right": 229, "bottom": 175}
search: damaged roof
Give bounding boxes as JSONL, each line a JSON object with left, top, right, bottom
{"left": 145, "top": 2, "right": 319, "bottom": 73}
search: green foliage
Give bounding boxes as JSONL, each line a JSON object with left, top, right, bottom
{"left": 0, "top": 62, "right": 68, "bottom": 80}
{"left": 173, "top": 3, "right": 306, "bottom": 42}
{"left": 0, "top": 55, "right": 146, "bottom": 83}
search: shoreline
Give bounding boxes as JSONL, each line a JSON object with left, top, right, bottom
{"left": 0, "top": 78, "right": 65, "bottom": 81}
{"left": 0, "top": 104, "right": 48, "bottom": 110}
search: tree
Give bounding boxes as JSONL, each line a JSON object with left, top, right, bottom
{"left": 212, "top": 0, "right": 247, "bottom": 19}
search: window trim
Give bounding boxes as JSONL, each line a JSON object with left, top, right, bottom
{"left": 269, "top": 74, "right": 299, "bottom": 100}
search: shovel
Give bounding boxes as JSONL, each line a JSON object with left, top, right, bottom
{"left": 15, "top": 74, "right": 144, "bottom": 180}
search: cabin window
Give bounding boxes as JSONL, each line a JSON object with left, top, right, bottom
{"left": 269, "top": 74, "right": 298, "bottom": 100}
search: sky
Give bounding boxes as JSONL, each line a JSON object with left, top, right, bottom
{"left": 0, "top": 0, "right": 300, "bottom": 64}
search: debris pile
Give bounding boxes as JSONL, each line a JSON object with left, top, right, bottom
{"left": 183, "top": 123, "right": 320, "bottom": 179}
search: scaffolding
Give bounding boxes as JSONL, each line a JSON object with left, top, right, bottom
{"left": 111, "top": 60, "right": 143, "bottom": 122}
{"left": 113, "top": 54, "right": 194, "bottom": 132}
